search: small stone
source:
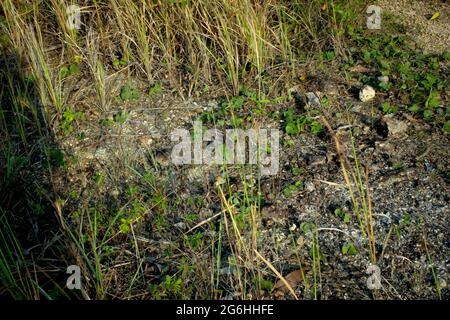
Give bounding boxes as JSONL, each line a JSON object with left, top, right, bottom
{"left": 306, "top": 154, "right": 327, "bottom": 166}
{"left": 383, "top": 114, "right": 409, "bottom": 136}
{"left": 305, "top": 181, "right": 315, "bottom": 192}
{"left": 137, "top": 135, "right": 153, "bottom": 146}
{"left": 350, "top": 104, "right": 364, "bottom": 113}
{"left": 359, "top": 85, "right": 376, "bottom": 102}
{"left": 377, "top": 76, "right": 389, "bottom": 84}
{"left": 174, "top": 222, "right": 186, "bottom": 230}
{"left": 306, "top": 92, "right": 321, "bottom": 108}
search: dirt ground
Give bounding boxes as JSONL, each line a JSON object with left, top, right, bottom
{"left": 48, "top": 0, "right": 450, "bottom": 299}
{"left": 378, "top": 0, "right": 450, "bottom": 53}
{"left": 53, "top": 74, "right": 449, "bottom": 300}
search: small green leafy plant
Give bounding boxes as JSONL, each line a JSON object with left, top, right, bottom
{"left": 112, "top": 58, "right": 128, "bottom": 67}
{"left": 120, "top": 84, "right": 140, "bottom": 101}
{"left": 283, "top": 108, "right": 324, "bottom": 136}
{"left": 382, "top": 101, "right": 397, "bottom": 114}
{"left": 60, "top": 110, "right": 84, "bottom": 135}
{"left": 334, "top": 208, "right": 350, "bottom": 223}
{"left": 149, "top": 83, "right": 163, "bottom": 95}
{"left": 113, "top": 110, "right": 129, "bottom": 124}
{"left": 348, "top": 31, "right": 449, "bottom": 125}
{"left": 59, "top": 64, "right": 79, "bottom": 79}
{"left": 323, "top": 50, "right": 335, "bottom": 62}
{"left": 283, "top": 180, "right": 303, "bottom": 198}
{"left": 341, "top": 242, "right": 357, "bottom": 255}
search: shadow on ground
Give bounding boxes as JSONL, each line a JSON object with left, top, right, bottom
{"left": 0, "top": 49, "right": 79, "bottom": 299}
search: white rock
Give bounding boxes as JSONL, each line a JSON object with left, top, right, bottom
{"left": 305, "top": 181, "right": 315, "bottom": 192}
{"left": 359, "top": 85, "right": 376, "bottom": 102}
{"left": 174, "top": 222, "right": 187, "bottom": 230}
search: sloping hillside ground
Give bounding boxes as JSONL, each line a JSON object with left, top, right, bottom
{"left": 1, "top": 1, "right": 448, "bottom": 299}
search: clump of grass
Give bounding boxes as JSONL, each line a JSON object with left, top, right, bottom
{"left": 24, "top": 24, "right": 65, "bottom": 115}
{"left": 85, "top": 30, "right": 108, "bottom": 111}
{"left": 4, "top": 0, "right": 365, "bottom": 99}
{"left": 420, "top": 216, "right": 443, "bottom": 300}
{"left": 0, "top": 210, "right": 36, "bottom": 299}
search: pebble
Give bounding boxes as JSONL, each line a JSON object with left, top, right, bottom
{"left": 306, "top": 154, "right": 327, "bottom": 166}
{"left": 306, "top": 92, "right": 322, "bottom": 108}
{"left": 383, "top": 114, "right": 409, "bottom": 136}
{"left": 359, "top": 85, "right": 376, "bottom": 102}
{"left": 305, "top": 181, "right": 316, "bottom": 192}
{"left": 377, "top": 75, "right": 389, "bottom": 84}
{"left": 174, "top": 222, "right": 187, "bottom": 230}
{"left": 155, "top": 152, "right": 170, "bottom": 166}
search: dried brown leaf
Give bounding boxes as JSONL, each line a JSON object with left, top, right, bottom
{"left": 273, "top": 269, "right": 303, "bottom": 294}
{"left": 348, "top": 65, "right": 371, "bottom": 73}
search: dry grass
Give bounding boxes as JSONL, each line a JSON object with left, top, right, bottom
{"left": 2, "top": 0, "right": 361, "bottom": 105}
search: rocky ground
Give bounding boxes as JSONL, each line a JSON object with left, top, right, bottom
{"left": 47, "top": 0, "right": 450, "bottom": 299}
{"left": 53, "top": 71, "right": 449, "bottom": 299}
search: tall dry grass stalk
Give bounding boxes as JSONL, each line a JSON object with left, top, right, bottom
{"left": 322, "top": 117, "right": 377, "bottom": 265}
